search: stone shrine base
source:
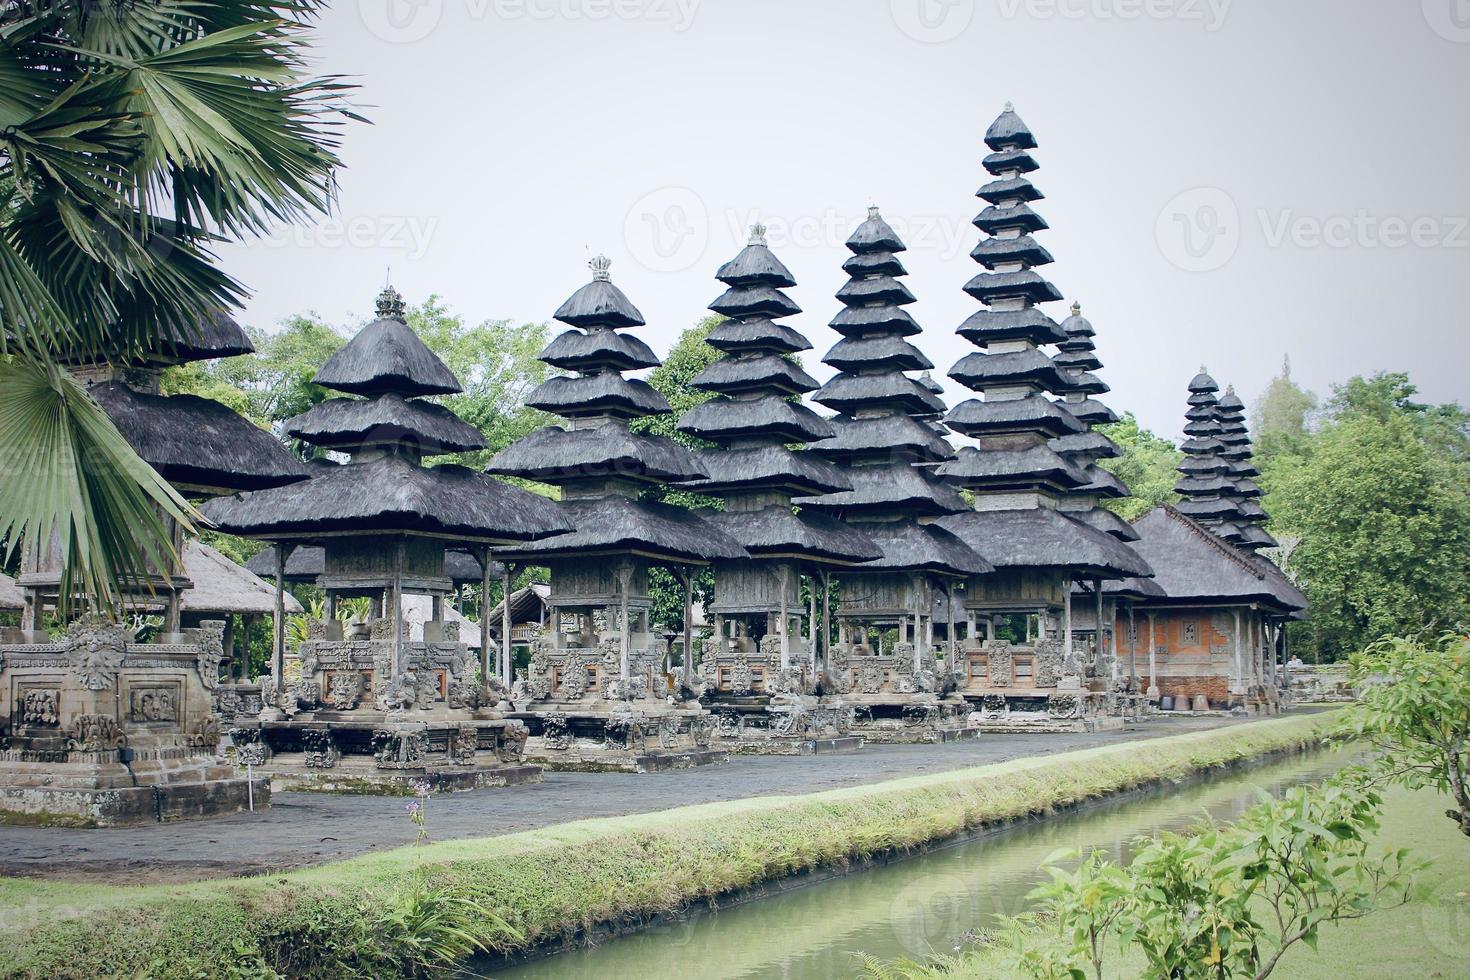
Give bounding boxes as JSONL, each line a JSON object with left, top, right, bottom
{"left": 253, "top": 755, "right": 542, "bottom": 794}
{"left": 0, "top": 756, "right": 268, "bottom": 828}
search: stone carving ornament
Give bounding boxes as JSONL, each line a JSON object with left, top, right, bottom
{"left": 541, "top": 712, "right": 571, "bottom": 750}
{"left": 231, "top": 727, "right": 272, "bottom": 766}
{"left": 372, "top": 729, "right": 426, "bottom": 769}
{"left": 1035, "top": 646, "right": 1063, "bottom": 689}
{"left": 498, "top": 721, "right": 529, "bottom": 762}
{"left": 66, "top": 714, "right": 126, "bottom": 752}
{"left": 447, "top": 725, "right": 479, "bottom": 766}
{"left": 1047, "top": 692, "right": 1081, "bottom": 719}
{"left": 65, "top": 616, "right": 129, "bottom": 691}
{"left": 656, "top": 715, "right": 681, "bottom": 750}
{"left": 986, "top": 644, "right": 1014, "bottom": 688}
{"left": 301, "top": 728, "right": 339, "bottom": 768}
{"left": 21, "top": 689, "right": 60, "bottom": 727}
{"left": 728, "top": 655, "right": 754, "bottom": 696}
{"left": 856, "top": 664, "right": 884, "bottom": 695}
{"left": 690, "top": 715, "right": 714, "bottom": 749}
{"left": 326, "top": 671, "right": 366, "bottom": 711}
{"left": 194, "top": 620, "right": 226, "bottom": 689}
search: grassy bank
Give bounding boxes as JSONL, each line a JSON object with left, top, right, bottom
{"left": 0, "top": 713, "right": 1341, "bottom": 978}
{"left": 902, "top": 782, "right": 1470, "bottom": 979}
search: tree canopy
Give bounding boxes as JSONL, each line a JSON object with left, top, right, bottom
{"left": 1097, "top": 412, "right": 1181, "bottom": 522}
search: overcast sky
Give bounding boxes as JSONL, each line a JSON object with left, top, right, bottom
{"left": 217, "top": 0, "right": 1470, "bottom": 439}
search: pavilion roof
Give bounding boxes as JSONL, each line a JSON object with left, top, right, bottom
{"left": 936, "top": 507, "right": 1154, "bottom": 580}
{"left": 494, "top": 495, "right": 747, "bottom": 565}
{"left": 286, "top": 393, "right": 487, "bottom": 455}
{"left": 681, "top": 446, "right": 851, "bottom": 497}
{"left": 487, "top": 422, "right": 707, "bottom": 484}
{"left": 88, "top": 381, "right": 309, "bottom": 494}
{"left": 797, "top": 462, "right": 971, "bottom": 519}
{"left": 699, "top": 506, "right": 881, "bottom": 564}
{"left": 849, "top": 521, "right": 992, "bottom": 577}
{"left": 312, "top": 287, "right": 462, "bottom": 398}
{"left": 0, "top": 573, "right": 23, "bottom": 611}
{"left": 247, "top": 544, "right": 498, "bottom": 585}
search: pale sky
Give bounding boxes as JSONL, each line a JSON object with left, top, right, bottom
{"left": 217, "top": 0, "right": 1470, "bottom": 439}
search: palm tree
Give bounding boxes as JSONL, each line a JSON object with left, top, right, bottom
{"left": 0, "top": 1, "right": 358, "bottom": 611}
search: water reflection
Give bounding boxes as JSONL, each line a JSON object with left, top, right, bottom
{"left": 489, "top": 749, "right": 1352, "bottom": 980}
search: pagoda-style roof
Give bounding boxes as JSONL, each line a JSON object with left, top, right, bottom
{"left": 813, "top": 371, "right": 946, "bottom": 416}
{"left": 706, "top": 317, "right": 812, "bottom": 354}
{"left": 494, "top": 495, "right": 746, "bottom": 565}
{"left": 691, "top": 353, "right": 819, "bottom": 396}
{"left": 985, "top": 103, "right": 1037, "bottom": 150}
{"left": 828, "top": 304, "right": 922, "bottom": 339}
{"left": 949, "top": 348, "right": 1074, "bottom": 392}
{"left": 956, "top": 308, "right": 1066, "bottom": 347}
{"left": 936, "top": 444, "right": 1090, "bottom": 491}
{"left": 681, "top": 446, "right": 850, "bottom": 497}
{"left": 312, "top": 287, "right": 462, "bottom": 398}
{"left": 851, "top": 521, "right": 993, "bottom": 577}
{"left": 822, "top": 335, "right": 933, "bottom": 373}
{"left": 1063, "top": 504, "right": 1141, "bottom": 542}
{"left": 678, "top": 394, "right": 833, "bottom": 443}
{"left": 936, "top": 507, "right": 1154, "bottom": 580}
{"left": 0, "top": 573, "right": 24, "bottom": 611}
{"left": 248, "top": 543, "right": 497, "bottom": 585}
{"left": 945, "top": 395, "right": 1085, "bottom": 439}
{"left": 809, "top": 414, "right": 955, "bottom": 464}
{"left": 1049, "top": 430, "right": 1121, "bottom": 460}
{"left": 1108, "top": 507, "right": 1304, "bottom": 611}
{"left": 1061, "top": 397, "right": 1120, "bottom": 426}
{"left": 796, "top": 462, "right": 970, "bottom": 519}
{"left": 201, "top": 455, "right": 571, "bottom": 544}
{"left": 699, "top": 506, "right": 881, "bottom": 564}
{"left": 486, "top": 422, "right": 707, "bottom": 484}
{"left": 61, "top": 309, "right": 255, "bottom": 369}
{"left": 525, "top": 373, "right": 669, "bottom": 419}
{"left": 88, "top": 381, "right": 310, "bottom": 494}
{"left": 540, "top": 328, "right": 660, "bottom": 372}
{"left": 285, "top": 393, "right": 487, "bottom": 455}
{"left": 552, "top": 263, "right": 646, "bottom": 329}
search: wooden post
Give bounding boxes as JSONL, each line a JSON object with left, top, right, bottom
{"left": 618, "top": 565, "right": 631, "bottom": 683}
{"left": 820, "top": 570, "right": 832, "bottom": 674}
{"left": 272, "top": 543, "right": 289, "bottom": 699}
{"left": 391, "top": 539, "right": 405, "bottom": 678}
{"left": 1062, "top": 586, "right": 1073, "bottom": 662}
{"left": 681, "top": 568, "right": 693, "bottom": 677}
{"left": 807, "top": 576, "right": 818, "bottom": 674}
{"left": 946, "top": 580, "right": 957, "bottom": 674}
{"left": 502, "top": 565, "right": 514, "bottom": 683}
{"left": 1146, "top": 610, "right": 1158, "bottom": 697}
{"left": 1094, "top": 578, "right": 1105, "bottom": 676}
{"left": 480, "top": 546, "right": 493, "bottom": 694}
{"left": 1231, "top": 608, "right": 1243, "bottom": 694}
{"left": 1128, "top": 604, "right": 1138, "bottom": 686}
{"left": 778, "top": 564, "right": 790, "bottom": 671}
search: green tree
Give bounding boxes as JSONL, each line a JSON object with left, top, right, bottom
{"left": 1097, "top": 412, "right": 1181, "bottom": 522}
{"left": 1346, "top": 633, "right": 1470, "bottom": 838}
{"left": 1252, "top": 355, "right": 1318, "bottom": 463}
{"left": 1272, "top": 375, "right": 1470, "bottom": 661}
{"left": 0, "top": 1, "right": 354, "bottom": 609}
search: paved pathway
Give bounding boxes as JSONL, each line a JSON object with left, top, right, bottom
{"left": 0, "top": 716, "right": 1249, "bottom": 883}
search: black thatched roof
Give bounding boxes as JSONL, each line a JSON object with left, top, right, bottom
{"left": 148, "top": 309, "right": 255, "bottom": 365}
{"left": 963, "top": 268, "right": 1062, "bottom": 305}
{"left": 1059, "top": 303, "right": 1095, "bottom": 340}
{"left": 813, "top": 371, "right": 946, "bottom": 416}
{"left": 797, "top": 463, "right": 970, "bottom": 519}
{"left": 706, "top": 317, "right": 811, "bottom": 355}
{"left": 200, "top": 454, "right": 571, "bottom": 543}
{"left": 828, "top": 305, "right": 921, "bottom": 338}
{"left": 1188, "top": 369, "right": 1219, "bottom": 393}
{"left": 709, "top": 284, "right": 801, "bottom": 320}
{"left": 809, "top": 414, "right": 955, "bottom": 464}
{"left": 1077, "top": 465, "right": 1128, "bottom": 498}
{"left": 553, "top": 258, "right": 646, "bottom": 329}
{"left": 486, "top": 423, "right": 707, "bottom": 484}
{"left": 945, "top": 395, "right": 1085, "bottom": 439}
{"left": 681, "top": 446, "right": 851, "bottom": 497}
{"left": 691, "top": 353, "right": 818, "bottom": 396}
{"left": 540, "top": 328, "right": 660, "bottom": 372}
{"left": 714, "top": 239, "right": 797, "bottom": 287}
{"left": 88, "top": 382, "right": 309, "bottom": 493}
{"left": 936, "top": 445, "right": 1090, "bottom": 490}
{"left": 978, "top": 175, "right": 1043, "bottom": 204}
{"left": 936, "top": 507, "right": 1155, "bottom": 579}
{"left": 1056, "top": 371, "right": 1110, "bottom": 396}
{"left": 956, "top": 308, "right": 1066, "bottom": 347}
{"left": 984, "top": 147, "right": 1038, "bottom": 175}
{"left": 313, "top": 287, "right": 462, "bottom": 398}
{"left": 248, "top": 544, "right": 499, "bottom": 585}
{"left": 286, "top": 394, "right": 486, "bottom": 455}
{"left": 846, "top": 209, "right": 907, "bottom": 253}
{"left": 985, "top": 104, "right": 1037, "bottom": 150}
{"left": 699, "top": 506, "right": 881, "bottom": 564}
{"left": 1054, "top": 349, "right": 1103, "bottom": 372}
{"left": 495, "top": 495, "right": 747, "bottom": 565}
{"left": 851, "top": 520, "right": 993, "bottom": 576}
{"left": 678, "top": 395, "right": 832, "bottom": 443}
{"left": 1062, "top": 397, "right": 1120, "bottom": 426}
{"left": 1175, "top": 497, "right": 1244, "bottom": 521}
{"left": 1050, "top": 430, "right": 1120, "bottom": 459}
{"left": 525, "top": 373, "right": 669, "bottom": 419}
{"left": 949, "top": 348, "right": 1073, "bottom": 392}
{"left": 970, "top": 234, "right": 1053, "bottom": 270}
{"left": 823, "top": 335, "right": 933, "bottom": 373}
{"left": 1063, "top": 505, "right": 1141, "bottom": 542}
{"left": 1115, "top": 507, "right": 1304, "bottom": 611}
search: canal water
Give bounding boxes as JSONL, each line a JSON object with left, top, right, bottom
{"left": 489, "top": 748, "right": 1352, "bottom": 980}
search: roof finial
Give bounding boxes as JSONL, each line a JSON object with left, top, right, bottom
{"left": 1226, "top": 383, "right": 1235, "bottom": 395}
{"left": 1071, "top": 301, "right": 1081, "bottom": 316}
{"left": 589, "top": 253, "right": 612, "bottom": 282}
{"left": 748, "top": 222, "right": 768, "bottom": 247}
{"left": 375, "top": 284, "right": 405, "bottom": 321}
{"left": 1004, "top": 101, "right": 1015, "bottom": 113}
{"left": 1200, "top": 364, "right": 1208, "bottom": 374}
{"left": 867, "top": 205, "right": 882, "bottom": 221}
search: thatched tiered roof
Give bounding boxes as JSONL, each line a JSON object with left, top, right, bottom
{"left": 0, "top": 573, "right": 23, "bottom": 612}
{"left": 489, "top": 258, "right": 748, "bottom": 566}
{"left": 798, "top": 208, "right": 989, "bottom": 578}
{"left": 202, "top": 287, "right": 570, "bottom": 546}
{"left": 1047, "top": 303, "right": 1138, "bottom": 542}
{"left": 248, "top": 545, "right": 498, "bottom": 585}
{"left": 935, "top": 106, "right": 1152, "bottom": 582}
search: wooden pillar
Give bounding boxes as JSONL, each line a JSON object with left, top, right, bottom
{"left": 391, "top": 539, "right": 405, "bottom": 678}
{"left": 778, "top": 564, "right": 790, "bottom": 671}
{"left": 1094, "top": 578, "right": 1105, "bottom": 676}
{"left": 945, "top": 580, "right": 957, "bottom": 673}
{"left": 272, "top": 543, "right": 289, "bottom": 699}
{"left": 1146, "top": 610, "right": 1158, "bottom": 697}
{"left": 618, "top": 565, "right": 631, "bottom": 683}
{"left": 1127, "top": 603, "right": 1137, "bottom": 686}
{"left": 807, "top": 575, "right": 818, "bottom": 674}
{"left": 222, "top": 615, "right": 236, "bottom": 685}
{"left": 1231, "top": 608, "right": 1243, "bottom": 694}
{"left": 820, "top": 570, "right": 832, "bottom": 673}
{"left": 1062, "top": 587, "right": 1073, "bottom": 662}
{"left": 480, "top": 546, "right": 493, "bottom": 693}
{"left": 682, "top": 568, "right": 694, "bottom": 676}
{"left": 502, "top": 565, "right": 514, "bottom": 683}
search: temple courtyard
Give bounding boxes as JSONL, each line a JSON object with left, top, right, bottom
{"left": 0, "top": 715, "right": 1253, "bottom": 883}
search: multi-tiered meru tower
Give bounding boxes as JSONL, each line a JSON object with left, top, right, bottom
{"left": 489, "top": 256, "right": 745, "bottom": 771}
{"left": 935, "top": 105, "right": 1152, "bottom": 731}
{"left": 675, "top": 226, "right": 880, "bottom": 753}
{"left": 799, "top": 208, "right": 992, "bottom": 743}
{"left": 1213, "top": 387, "right": 1277, "bottom": 552}
{"left": 203, "top": 286, "right": 571, "bottom": 790}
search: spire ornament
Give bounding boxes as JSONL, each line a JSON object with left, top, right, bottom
{"left": 589, "top": 254, "right": 612, "bottom": 282}
{"left": 748, "top": 223, "right": 768, "bottom": 247}
{"left": 375, "top": 285, "right": 406, "bottom": 321}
